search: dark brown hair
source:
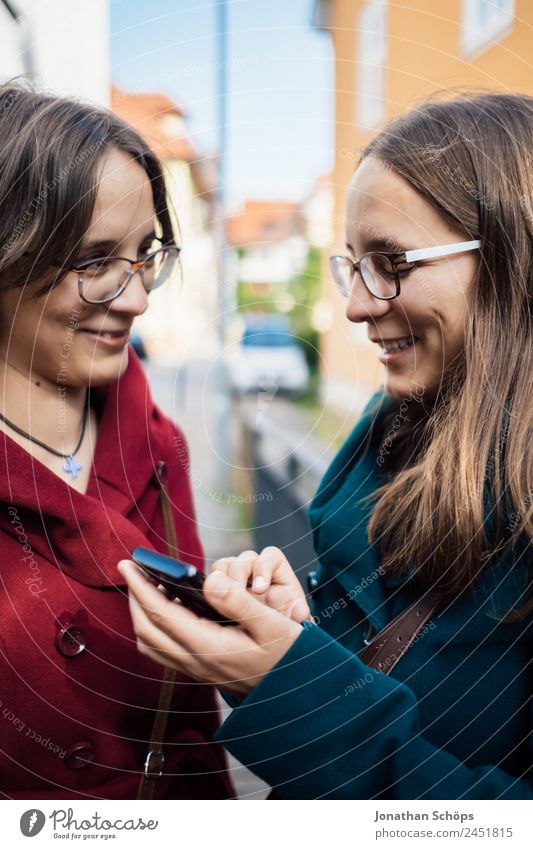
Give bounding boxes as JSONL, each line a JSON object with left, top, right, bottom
{"left": 359, "top": 93, "right": 533, "bottom": 619}
{"left": 0, "top": 78, "right": 175, "bottom": 293}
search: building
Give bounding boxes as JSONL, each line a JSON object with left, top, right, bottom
{"left": 0, "top": 0, "right": 109, "bottom": 104}
{"left": 313, "top": 0, "right": 530, "bottom": 409}
{"left": 226, "top": 200, "right": 308, "bottom": 287}
{"left": 112, "top": 85, "right": 221, "bottom": 364}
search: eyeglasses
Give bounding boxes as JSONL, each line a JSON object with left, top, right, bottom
{"left": 66, "top": 237, "right": 181, "bottom": 304}
{"left": 330, "top": 239, "right": 481, "bottom": 301}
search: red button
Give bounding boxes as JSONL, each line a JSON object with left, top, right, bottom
{"left": 64, "top": 741, "right": 95, "bottom": 770}
{"left": 55, "top": 625, "right": 86, "bottom": 657}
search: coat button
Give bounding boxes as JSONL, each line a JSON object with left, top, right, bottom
{"left": 55, "top": 625, "right": 86, "bottom": 657}
{"left": 64, "top": 742, "right": 95, "bottom": 770}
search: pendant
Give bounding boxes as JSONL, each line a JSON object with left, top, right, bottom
{"left": 63, "top": 455, "right": 83, "bottom": 480}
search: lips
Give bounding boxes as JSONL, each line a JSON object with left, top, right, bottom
{"left": 79, "top": 327, "right": 132, "bottom": 349}
{"left": 80, "top": 328, "right": 131, "bottom": 337}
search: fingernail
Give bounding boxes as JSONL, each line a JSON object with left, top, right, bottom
{"left": 252, "top": 576, "right": 267, "bottom": 592}
{"left": 207, "top": 570, "right": 230, "bottom": 595}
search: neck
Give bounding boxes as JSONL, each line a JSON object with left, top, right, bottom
{"left": 0, "top": 360, "right": 88, "bottom": 453}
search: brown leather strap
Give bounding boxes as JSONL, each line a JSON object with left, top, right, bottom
{"left": 137, "top": 460, "right": 179, "bottom": 800}
{"left": 154, "top": 460, "right": 180, "bottom": 558}
{"left": 267, "top": 592, "right": 440, "bottom": 800}
{"left": 359, "top": 593, "right": 439, "bottom": 675}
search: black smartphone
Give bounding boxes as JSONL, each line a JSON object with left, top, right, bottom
{"left": 131, "top": 546, "right": 237, "bottom": 626}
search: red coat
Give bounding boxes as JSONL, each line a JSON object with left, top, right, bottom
{"left": 0, "top": 353, "right": 234, "bottom": 799}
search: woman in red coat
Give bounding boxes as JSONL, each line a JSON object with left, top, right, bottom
{"left": 0, "top": 81, "right": 233, "bottom": 800}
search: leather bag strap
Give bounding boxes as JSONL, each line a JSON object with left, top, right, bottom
{"left": 359, "top": 592, "right": 439, "bottom": 675}
{"left": 137, "top": 461, "right": 179, "bottom": 800}
{"left": 268, "top": 591, "right": 440, "bottom": 800}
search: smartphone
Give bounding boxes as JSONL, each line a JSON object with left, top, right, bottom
{"left": 131, "top": 546, "right": 237, "bottom": 626}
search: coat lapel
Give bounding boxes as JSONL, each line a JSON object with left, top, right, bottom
{"left": 0, "top": 355, "right": 164, "bottom": 588}
{"left": 308, "top": 391, "right": 395, "bottom": 632}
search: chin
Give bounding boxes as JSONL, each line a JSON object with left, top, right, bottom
{"left": 383, "top": 372, "right": 426, "bottom": 401}
{"left": 85, "top": 349, "right": 130, "bottom": 387}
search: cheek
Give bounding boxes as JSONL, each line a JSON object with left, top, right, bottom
{"left": 33, "top": 305, "right": 87, "bottom": 363}
{"left": 423, "top": 260, "right": 474, "bottom": 324}
{"left": 393, "top": 289, "right": 433, "bottom": 334}
{"left": 406, "top": 270, "right": 470, "bottom": 338}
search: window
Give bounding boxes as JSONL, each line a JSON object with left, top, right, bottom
{"left": 460, "top": 0, "right": 515, "bottom": 57}
{"left": 355, "top": 0, "right": 388, "bottom": 130}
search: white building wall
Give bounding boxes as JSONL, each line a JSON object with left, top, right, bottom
{"left": 135, "top": 159, "right": 220, "bottom": 364}
{"left": 0, "top": 4, "right": 25, "bottom": 80}
{"left": 0, "top": 0, "right": 109, "bottom": 105}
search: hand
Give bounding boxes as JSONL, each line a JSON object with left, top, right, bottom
{"left": 117, "top": 560, "right": 304, "bottom": 697}
{"left": 211, "top": 547, "right": 312, "bottom": 624}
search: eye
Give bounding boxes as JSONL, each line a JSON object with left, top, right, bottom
{"left": 370, "top": 254, "right": 397, "bottom": 278}
{"left": 73, "top": 250, "right": 109, "bottom": 270}
{"left": 138, "top": 239, "right": 159, "bottom": 258}
{"left": 83, "top": 257, "right": 112, "bottom": 276}
{"left": 394, "top": 260, "right": 415, "bottom": 277}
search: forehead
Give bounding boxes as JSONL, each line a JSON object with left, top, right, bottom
{"left": 86, "top": 148, "right": 155, "bottom": 243}
{"left": 345, "top": 156, "right": 447, "bottom": 249}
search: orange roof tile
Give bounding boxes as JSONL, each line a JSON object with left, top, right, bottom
{"left": 111, "top": 84, "right": 197, "bottom": 162}
{"left": 226, "top": 200, "right": 301, "bottom": 246}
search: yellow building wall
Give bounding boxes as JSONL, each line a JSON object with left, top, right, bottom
{"left": 323, "top": 0, "right": 533, "bottom": 396}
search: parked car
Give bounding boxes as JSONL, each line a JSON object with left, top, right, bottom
{"left": 230, "top": 316, "right": 309, "bottom": 396}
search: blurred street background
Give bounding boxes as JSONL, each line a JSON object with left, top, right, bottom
{"left": 2, "top": 0, "right": 530, "bottom": 798}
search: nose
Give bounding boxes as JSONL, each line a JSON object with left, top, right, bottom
{"left": 345, "top": 271, "right": 391, "bottom": 324}
{"left": 108, "top": 269, "right": 149, "bottom": 317}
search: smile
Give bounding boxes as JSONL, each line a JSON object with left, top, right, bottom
{"left": 380, "top": 336, "right": 418, "bottom": 354}
{"left": 376, "top": 336, "right": 419, "bottom": 365}
{"left": 80, "top": 329, "right": 131, "bottom": 348}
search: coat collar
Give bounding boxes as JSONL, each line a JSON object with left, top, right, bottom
{"left": 308, "top": 390, "right": 395, "bottom": 631}
{"left": 0, "top": 354, "right": 166, "bottom": 587}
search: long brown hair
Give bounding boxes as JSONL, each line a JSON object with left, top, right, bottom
{"left": 359, "top": 93, "right": 533, "bottom": 618}
{"left": 0, "top": 78, "right": 176, "bottom": 293}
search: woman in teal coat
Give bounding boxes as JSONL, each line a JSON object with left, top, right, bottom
{"left": 120, "top": 93, "right": 532, "bottom": 799}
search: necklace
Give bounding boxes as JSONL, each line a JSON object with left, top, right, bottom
{"left": 0, "top": 389, "right": 90, "bottom": 480}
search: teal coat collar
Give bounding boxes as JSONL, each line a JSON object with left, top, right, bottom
{"left": 307, "top": 391, "right": 394, "bottom": 631}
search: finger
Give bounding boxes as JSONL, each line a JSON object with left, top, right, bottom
{"left": 265, "top": 585, "right": 312, "bottom": 622}
{"left": 209, "top": 557, "right": 236, "bottom": 577}
{"left": 119, "top": 560, "right": 256, "bottom": 667}
{"left": 290, "top": 598, "right": 312, "bottom": 623}
{"left": 249, "top": 550, "right": 275, "bottom": 594}
{"left": 120, "top": 562, "right": 264, "bottom": 691}
{"left": 227, "top": 550, "right": 259, "bottom": 588}
{"left": 122, "top": 576, "right": 199, "bottom": 674}
{"left": 256, "top": 546, "right": 297, "bottom": 584}
{"left": 130, "top": 600, "right": 193, "bottom": 668}
{"left": 118, "top": 560, "right": 219, "bottom": 655}
{"left": 203, "top": 569, "right": 302, "bottom": 646}
{"left": 254, "top": 547, "right": 307, "bottom": 609}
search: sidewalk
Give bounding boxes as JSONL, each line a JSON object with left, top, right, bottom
{"left": 145, "top": 358, "right": 270, "bottom": 799}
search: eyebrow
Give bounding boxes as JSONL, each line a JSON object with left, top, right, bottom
{"left": 345, "top": 236, "right": 409, "bottom": 254}
{"left": 81, "top": 228, "right": 157, "bottom": 252}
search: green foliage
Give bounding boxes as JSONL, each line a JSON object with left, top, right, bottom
{"left": 288, "top": 246, "right": 321, "bottom": 375}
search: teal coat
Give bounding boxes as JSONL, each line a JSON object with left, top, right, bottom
{"left": 215, "top": 391, "right": 532, "bottom": 799}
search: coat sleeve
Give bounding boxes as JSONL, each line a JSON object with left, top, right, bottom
{"left": 214, "top": 621, "right": 533, "bottom": 799}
